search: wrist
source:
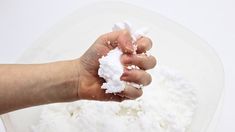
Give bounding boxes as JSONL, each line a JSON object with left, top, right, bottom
{"left": 69, "top": 59, "right": 81, "bottom": 100}
{"left": 47, "top": 60, "right": 80, "bottom": 102}
{"left": 63, "top": 60, "right": 81, "bottom": 101}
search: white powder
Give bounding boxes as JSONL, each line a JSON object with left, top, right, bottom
{"left": 98, "top": 22, "right": 149, "bottom": 93}
{"left": 32, "top": 67, "right": 197, "bottom": 132}
{"left": 98, "top": 48, "right": 125, "bottom": 93}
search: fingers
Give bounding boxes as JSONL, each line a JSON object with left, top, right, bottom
{"left": 98, "top": 85, "right": 143, "bottom": 101}
{"left": 100, "top": 30, "right": 153, "bottom": 54}
{"left": 103, "top": 87, "right": 142, "bottom": 101}
{"left": 96, "top": 79, "right": 144, "bottom": 101}
{"left": 121, "top": 69, "right": 152, "bottom": 86}
{"left": 90, "top": 88, "right": 127, "bottom": 102}
{"left": 136, "top": 37, "right": 153, "bottom": 53}
{"left": 101, "top": 87, "right": 142, "bottom": 101}
{"left": 121, "top": 54, "right": 157, "bottom": 70}
{"left": 99, "top": 30, "right": 134, "bottom": 54}
{"left": 119, "top": 85, "right": 143, "bottom": 99}
{"left": 103, "top": 93, "right": 127, "bottom": 102}
{"left": 95, "top": 83, "right": 143, "bottom": 101}
{"left": 117, "top": 31, "right": 134, "bottom": 54}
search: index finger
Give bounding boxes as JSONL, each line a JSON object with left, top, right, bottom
{"left": 100, "top": 30, "right": 134, "bottom": 54}
{"left": 136, "top": 37, "right": 153, "bottom": 53}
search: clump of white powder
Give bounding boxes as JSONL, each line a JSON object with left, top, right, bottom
{"left": 98, "top": 22, "right": 149, "bottom": 93}
{"left": 98, "top": 48, "right": 125, "bottom": 93}
{"left": 31, "top": 67, "right": 197, "bottom": 132}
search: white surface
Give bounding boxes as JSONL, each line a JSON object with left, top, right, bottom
{"left": 0, "top": 0, "right": 234, "bottom": 132}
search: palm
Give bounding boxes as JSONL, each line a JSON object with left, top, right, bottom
{"left": 78, "top": 39, "right": 114, "bottom": 100}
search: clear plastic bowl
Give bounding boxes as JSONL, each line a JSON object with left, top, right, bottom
{"left": 1, "top": 1, "right": 224, "bottom": 132}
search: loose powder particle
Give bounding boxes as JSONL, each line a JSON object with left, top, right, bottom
{"left": 98, "top": 22, "right": 149, "bottom": 93}
{"left": 32, "top": 67, "right": 197, "bottom": 132}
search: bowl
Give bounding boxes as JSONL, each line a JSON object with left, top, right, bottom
{"left": 1, "top": 1, "right": 224, "bottom": 132}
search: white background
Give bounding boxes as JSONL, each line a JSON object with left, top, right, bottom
{"left": 0, "top": 0, "right": 234, "bottom": 131}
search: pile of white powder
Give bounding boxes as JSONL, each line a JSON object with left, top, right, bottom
{"left": 32, "top": 67, "right": 197, "bottom": 132}
{"left": 98, "top": 21, "right": 148, "bottom": 93}
{"left": 31, "top": 23, "right": 197, "bottom": 132}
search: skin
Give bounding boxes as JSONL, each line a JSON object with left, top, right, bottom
{"left": 0, "top": 30, "right": 156, "bottom": 114}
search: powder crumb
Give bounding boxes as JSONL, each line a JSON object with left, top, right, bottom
{"left": 127, "top": 66, "right": 132, "bottom": 70}
{"left": 127, "top": 65, "right": 140, "bottom": 70}
{"left": 144, "top": 51, "right": 151, "bottom": 57}
{"left": 133, "top": 44, "right": 138, "bottom": 54}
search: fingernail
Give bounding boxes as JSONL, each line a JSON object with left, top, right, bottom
{"left": 120, "top": 71, "right": 129, "bottom": 80}
{"left": 121, "top": 54, "right": 132, "bottom": 64}
{"left": 125, "top": 41, "right": 134, "bottom": 53}
{"left": 127, "top": 47, "right": 134, "bottom": 53}
{"left": 120, "top": 76, "right": 127, "bottom": 80}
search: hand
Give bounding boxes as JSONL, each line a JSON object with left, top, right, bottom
{"left": 75, "top": 30, "right": 156, "bottom": 101}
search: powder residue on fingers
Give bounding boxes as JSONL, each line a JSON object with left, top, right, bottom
{"left": 98, "top": 21, "right": 149, "bottom": 93}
